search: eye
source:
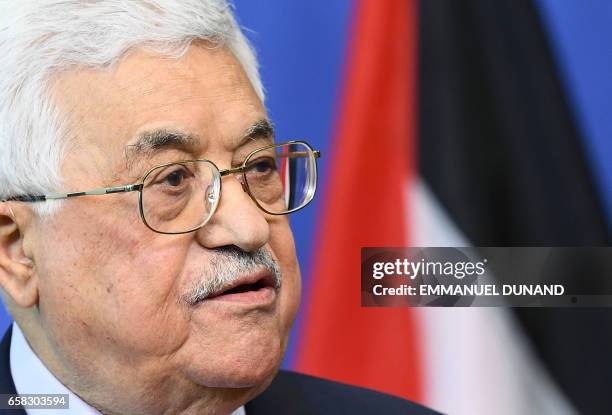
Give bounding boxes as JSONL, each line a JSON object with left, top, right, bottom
{"left": 164, "top": 170, "right": 187, "bottom": 186}
{"left": 155, "top": 165, "right": 193, "bottom": 188}
{"left": 247, "top": 157, "right": 277, "bottom": 175}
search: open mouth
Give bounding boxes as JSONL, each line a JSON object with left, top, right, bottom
{"left": 201, "top": 272, "right": 278, "bottom": 305}
{"left": 220, "top": 278, "right": 271, "bottom": 295}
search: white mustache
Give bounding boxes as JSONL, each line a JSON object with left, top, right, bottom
{"left": 183, "top": 246, "right": 281, "bottom": 305}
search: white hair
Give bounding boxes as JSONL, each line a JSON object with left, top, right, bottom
{"left": 0, "top": 0, "right": 263, "bottom": 215}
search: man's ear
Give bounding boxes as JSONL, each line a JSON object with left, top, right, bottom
{"left": 0, "top": 203, "right": 37, "bottom": 308}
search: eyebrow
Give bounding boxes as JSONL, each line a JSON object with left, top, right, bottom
{"left": 124, "top": 118, "right": 275, "bottom": 172}
{"left": 241, "top": 119, "right": 275, "bottom": 145}
{"left": 124, "top": 129, "right": 200, "bottom": 172}
{"left": 131, "top": 129, "right": 199, "bottom": 152}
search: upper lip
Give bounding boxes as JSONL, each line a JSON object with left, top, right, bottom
{"left": 205, "top": 269, "right": 277, "bottom": 300}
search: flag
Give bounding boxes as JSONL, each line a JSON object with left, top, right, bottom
{"left": 294, "top": 0, "right": 607, "bottom": 413}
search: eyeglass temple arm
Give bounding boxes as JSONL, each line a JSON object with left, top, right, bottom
{"left": 278, "top": 150, "right": 321, "bottom": 159}
{"left": 1, "top": 184, "right": 143, "bottom": 203}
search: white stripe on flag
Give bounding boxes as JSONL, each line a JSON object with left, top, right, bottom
{"left": 409, "top": 178, "right": 577, "bottom": 415}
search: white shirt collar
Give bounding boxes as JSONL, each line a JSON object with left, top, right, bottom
{"left": 10, "top": 323, "right": 246, "bottom": 415}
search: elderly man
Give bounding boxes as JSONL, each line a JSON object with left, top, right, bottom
{"left": 0, "top": 1, "right": 437, "bottom": 414}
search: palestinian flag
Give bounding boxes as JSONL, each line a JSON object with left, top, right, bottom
{"left": 293, "top": 1, "right": 612, "bottom": 414}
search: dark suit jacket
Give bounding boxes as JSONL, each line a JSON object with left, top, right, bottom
{"left": 0, "top": 326, "right": 440, "bottom": 414}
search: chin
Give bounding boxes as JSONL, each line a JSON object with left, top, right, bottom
{"left": 224, "top": 339, "right": 283, "bottom": 388}
{"left": 185, "top": 339, "right": 283, "bottom": 389}
{"left": 224, "top": 356, "right": 280, "bottom": 388}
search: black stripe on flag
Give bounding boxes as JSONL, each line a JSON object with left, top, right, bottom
{"left": 419, "top": 0, "right": 612, "bottom": 413}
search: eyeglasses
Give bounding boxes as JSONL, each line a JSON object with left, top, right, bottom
{"left": 1, "top": 140, "right": 321, "bottom": 234}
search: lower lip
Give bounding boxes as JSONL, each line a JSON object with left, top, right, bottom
{"left": 203, "top": 286, "right": 277, "bottom": 305}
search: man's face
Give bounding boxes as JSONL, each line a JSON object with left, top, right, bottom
{"left": 23, "top": 43, "right": 301, "bottom": 413}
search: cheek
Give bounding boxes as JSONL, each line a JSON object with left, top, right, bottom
{"left": 268, "top": 220, "right": 301, "bottom": 338}
{"left": 33, "top": 204, "right": 192, "bottom": 359}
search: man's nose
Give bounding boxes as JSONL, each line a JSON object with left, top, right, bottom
{"left": 195, "top": 176, "right": 269, "bottom": 252}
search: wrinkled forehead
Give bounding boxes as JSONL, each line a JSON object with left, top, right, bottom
{"left": 51, "top": 43, "right": 270, "bottom": 180}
